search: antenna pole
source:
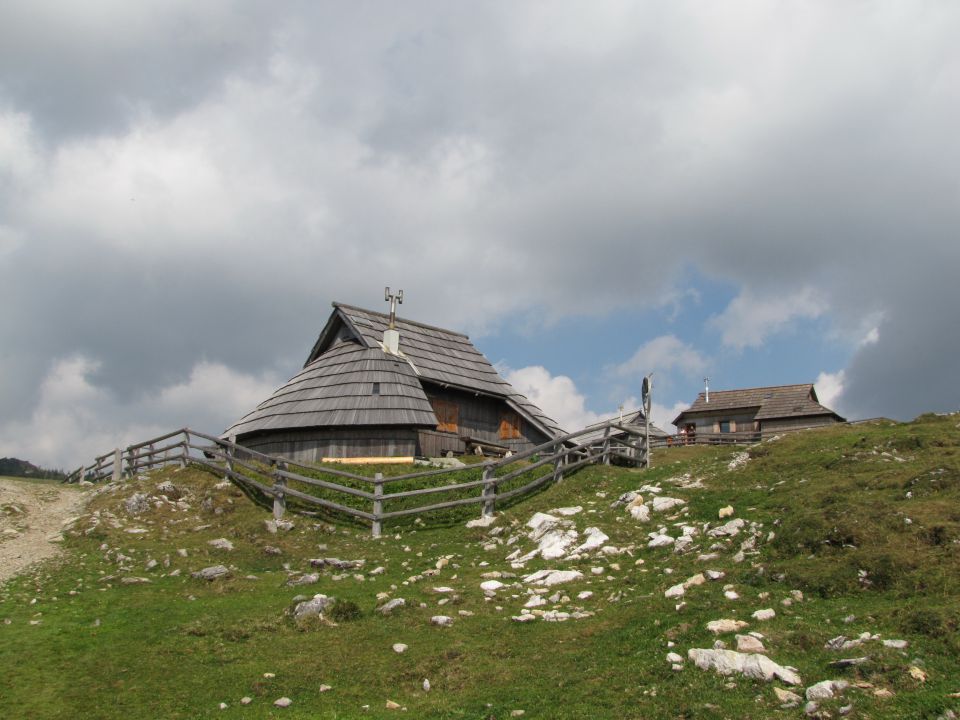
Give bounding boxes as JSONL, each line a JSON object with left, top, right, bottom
{"left": 384, "top": 287, "right": 404, "bottom": 329}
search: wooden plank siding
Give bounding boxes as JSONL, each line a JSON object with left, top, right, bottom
{"left": 239, "top": 427, "right": 419, "bottom": 464}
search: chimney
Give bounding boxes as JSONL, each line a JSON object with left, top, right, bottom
{"left": 383, "top": 287, "right": 403, "bottom": 355}
{"left": 704, "top": 377, "right": 710, "bottom": 403}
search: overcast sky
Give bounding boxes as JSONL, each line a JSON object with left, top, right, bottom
{"left": 2, "top": 1, "right": 958, "bottom": 468}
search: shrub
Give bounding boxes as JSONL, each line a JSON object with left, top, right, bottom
{"left": 329, "top": 600, "right": 362, "bottom": 623}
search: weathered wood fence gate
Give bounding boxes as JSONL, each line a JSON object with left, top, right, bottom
{"left": 64, "top": 421, "right": 647, "bottom": 536}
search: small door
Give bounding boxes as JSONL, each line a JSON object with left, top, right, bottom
{"left": 430, "top": 398, "right": 459, "bottom": 433}
{"left": 499, "top": 409, "right": 522, "bottom": 440}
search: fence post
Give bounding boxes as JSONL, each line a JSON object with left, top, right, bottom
{"left": 125, "top": 446, "right": 136, "bottom": 479}
{"left": 552, "top": 442, "right": 565, "bottom": 484}
{"left": 481, "top": 466, "right": 495, "bottom": 517}
{"left": 112, "top": 448, "right": 122, "bottom": 483}
{"left": 272, "top": 460, "right": 286, "bottom": 520}
{"left": 601, "top": 425, "right": 612, "bottom": 465}
{"left": 180, "top": 430, "right": 190, "bottom": 469}
{"left": 223, "top": 442, "right": 233, "bottom": 483}
{"left": 372, "top": 472, "right": 383, "bottom": 537}
{"left": 95, "top": 455, "right": 103, "bottom": 482}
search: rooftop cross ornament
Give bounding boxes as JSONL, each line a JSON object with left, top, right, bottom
{"left": 384, "top": 287, "right": 404, "bottom": 329}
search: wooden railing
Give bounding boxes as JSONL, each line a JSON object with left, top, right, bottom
{"left": 650, "top": 431, "right": 762, "bottom": 448}
{"left": 64, "top": 421, "right": 648, "bottom": 536}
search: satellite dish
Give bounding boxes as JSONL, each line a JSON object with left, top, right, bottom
{"left": 641, "top": 375, "right": 652, "bottom": 414}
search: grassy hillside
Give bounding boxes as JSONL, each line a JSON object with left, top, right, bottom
{"left": 1, "top": 415, "right": 959, "bottom": 719}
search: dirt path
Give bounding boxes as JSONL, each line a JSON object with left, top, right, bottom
{"left": 0, "top": 477, "right": 90, "bottom": 583}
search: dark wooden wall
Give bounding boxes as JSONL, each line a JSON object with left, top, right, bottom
{"left": 418, "top": 386, "right": 551, "bottom": 456}
{"left": 238, "top": 427, "right": 419, "bottom": 464}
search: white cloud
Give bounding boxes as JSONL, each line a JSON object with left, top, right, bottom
{"left": 710, "top": 286, "right": 829, "bottom": 350}
{"left": 0, "top": 355, "right": 280, "bottom": 469}
{"left": 814, "top": 370, "right": 846, "bottom": 412}
{"left": 612, "top": 334, "right": 707, "bottom": 378}
{"left": 503, "top": 365, "right": 605, "bottom": 432}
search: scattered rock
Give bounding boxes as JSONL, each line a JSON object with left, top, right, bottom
{"left": 155, "top": 481, "right": 181, "bottom": 499}
{"left": 310, "top": 557, "right": 364, "bottom": 570}
{"left": 378, "top": 598, "right": 406, "bottom": 615}
{"left": 392, "top": 643, "right": 408, "bottom": 653}
{"left": 385, "top": 700, "right": 401, "bottom": 710}
{"left": 124, "top": 493, "right": 151, "bottom": 516}
{"left": 774, "top": 687, "right": 802, "bottom": 707}
{"left": 523, "top": 569, "right": 583, "bottom": 587}
{"left": 286, "top": 573, "right": 320, "bottom": 587}
{"left": 718, "top": 505, "right": 734, "bottom": 519}
{"left": 651, "top": 497, "right": 686, "bottom": 513}
{"left": 191, "top": 565, "right": 230, "bottom": 581}
{"left": 752, "top": 608, "right": 776, "bottom": 621}
{"left": 293, "top": 594, "right": 335, "bottom": 620}
{"left": 264, "top": 519, "right": 295, "bottom": 534}
{"left": 208, "top": 538, "right": 234, "bottom": 551}
{"left": 707, "top": 619, "right": 749, "bottom": 634}
{"left": 806, "top": 680, "right": 849, "bottom": 701}
{"left": 688, "top": 648, "right": 801, "bottom": 685}
{"left": 736, "top": 634, "right": 766, "bottom": 653}
{"left": 466, "top": 515, "right": 497, "bottom": 528}
{"left": 430, "top": 615, "right": 453, "bottom": 627}
{"left": 908, "top": 666, "right": 927, "bottom": 682}
{"left": 273, "top": 697, "right": 292, "bottom": 708}
{"left": 708, "top": 518, "right": 745, "bottom": 538}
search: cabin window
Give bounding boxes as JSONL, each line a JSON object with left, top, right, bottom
{"left": 499, "top": 410, "right": 522, "bottom": 440}
{"left": 372, "top": 382, "right": 381, "bottom": 395}
{"left": 430, "top": 398, "right": 459, "bottom": 433}
{"left": 719, "top": 420, "right": 731, "bottom": 433}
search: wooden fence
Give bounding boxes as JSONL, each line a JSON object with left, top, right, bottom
{"left": 64, "top": 421, "right": 648, "bottom": 536}
{"left": 650, "top": 431, "right": 762, "bottom": 448}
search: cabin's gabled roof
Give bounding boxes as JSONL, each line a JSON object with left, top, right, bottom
{"left": 577, "top": 409, "right": 669, "bottom": 445}
{"left": 307, "top": 303, "right": 515, "bottom": 398}
{"left": 223, "top": 341, "right": 438, "bottom": 438}
{"left": 672, "top": 383, "right": 845, "bottom": 426}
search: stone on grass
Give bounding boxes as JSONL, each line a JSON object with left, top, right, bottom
{"left": 208, "top": 538, "right": 234, "bottom": 551}
{"left": 774, "top": 687, "right": 802, "bottom": 707}
{"left": 805, "top": 679, "right": 849, "bottom": 701}
{"left": 378, "top": 598, "right": 406, "bottom": 615}
{"left": 156, "top": 481, "right": 181, "bottom": 499}
{"left": 240, "top": 697, "right": 252, "bottom": 705}
{"left": 192, "top": 565, "right": 230, "bottom": 581}
{"left": 708, "top": 518, "right": 745, "bottom": 538}
{"left": 736, "top": 634, "right": 766, "bottom": 653}
{"left": 286, "top": 573, "right": 320, "bottom": 587}
{"left": 523, "top": 569, "right": 583, "bottom": 587}
{"left": 293, "top": 594, "right": 335, "bottom": 620}
{"left": 573, "top": 527, "right": 609, "bottom": 553}
{"left": 707, "top": 619, "right": 749, "bottom": 634}
{"left": 718, "top": 505, "right": 735, "bottom": 519}
{"left": 319, "top": 684, "right": 332, "bottom": 692}
{"left": 273, "top": 697, "right": 292, "bottom": 708}
{"left": 480, "top": 580, "right": 505, "bottom": 593}
{"left": 431, "top": 615, "right": 453, "bottom": 627}
{"left": 553, "top": 506, "right": 583, "bottom": 516}
{"left": 883, "top": 639, "right": 908, "bottom": 649}
{"left": 629, "top": 504, "right": 650, "bottom": 522}
{"left": 392, "top": 643, "right": 408, "bottom": 653}
{"left": 124, "top": 493, "right": 151, "bottom": 516}
{"left": 752, "top": 608, "right": 776, "bottom": 621}
{"left": 385, "top": 700, "right": 401, "bottom": 710}
{"left": 466, "top": 515, "right": 497, "bottom": 528}
{"left": 651, "top": 497, "right": 686, "bottom": 513}
{"left": 647, "top": 534, "right": 675, "bottom": 548}
{"left": 264, "top": 519, "right": 295, "bottom": 534}
{"left": 688, "top": 648, "right": 801, "bottom": 685}
{"left": 665, "top": 583, "right": 685, "bottom": 599}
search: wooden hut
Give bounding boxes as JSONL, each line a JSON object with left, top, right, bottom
{"left": 672, "top": 383, "right": 845, "bottom": 440}
{"left": 222, "top": 302, "right": 564, "bottom": 463}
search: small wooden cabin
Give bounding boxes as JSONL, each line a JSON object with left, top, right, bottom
{"left": 672, "top": 383, "right": 845, "bottom": 440}
{"left": 222, "top": 303, "right": 564, "bottom": 464}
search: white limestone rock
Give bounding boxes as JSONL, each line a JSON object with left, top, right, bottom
{"left": 652, "top": 497, "right": 686, "bottom": 513}
{"left": 805, "top": 679, "right": 849, "bottom": 701}
{"left": 208, "top": 538, "right": 234, "bottom": 551}
{"left": 752, "top": 608, "right": 776, "bottom": 621}
{"left": 293, "top": 594, "right": 335, "bottom": 620}
{"left": 466, "top": 515, "right": 498, "bottom": 528}
{"left": 707, "top": 619, "right": 749, "bottom": 634}
{"left": 647, "top": 534, "right": 675, "bottom": 548}
{"left": 573, "top": 527, "right": 609, "bottom": 554}
{"left": 688, "top": 648, "right": 801, "bottom": 686}
{"left": 708, "top": 518, "right": 746, "bottom": 538}
{"left": 430, "top": 615, "right": 453, "bottom": 627}
{"left": 665, "top": 583, "right": 686, "bottom": 599}
{"left": 629, "top": 504, "right": 651, "bottom": 522}
{"left": 523, "top": 569, "right": 583, "bottom": 587}
{"left": 736, "top": 634, "right": 766, "bottom": 653}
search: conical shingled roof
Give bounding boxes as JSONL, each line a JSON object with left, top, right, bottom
{"left": 223, "top": 340, "right": 438, "bottom": 437}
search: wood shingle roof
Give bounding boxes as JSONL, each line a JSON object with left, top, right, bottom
{"left": 672, "top": 383, "right": 845, "bottom": 426}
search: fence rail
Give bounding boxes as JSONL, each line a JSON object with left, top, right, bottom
{"left": 64, "top": 421, "right": 648, "bottom": 535}
{"left": 650, "top": 431, "right": 762, "bottom": 448}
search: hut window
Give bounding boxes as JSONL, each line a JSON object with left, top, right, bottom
{"left": 719, "top": 420, "right": 731, "bottom": 433}
{"left": 430, "top": 398, "right": 459, "bottom": 433}
{"left": 499, "top": 410, "right": 522, "bottom": 440}
{"left": 372, "top": 382, "right": 381, "bottom": 395}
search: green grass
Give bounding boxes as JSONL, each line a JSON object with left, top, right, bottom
{"left": 2, "top": 415, "right": 960, "bottom": 718}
